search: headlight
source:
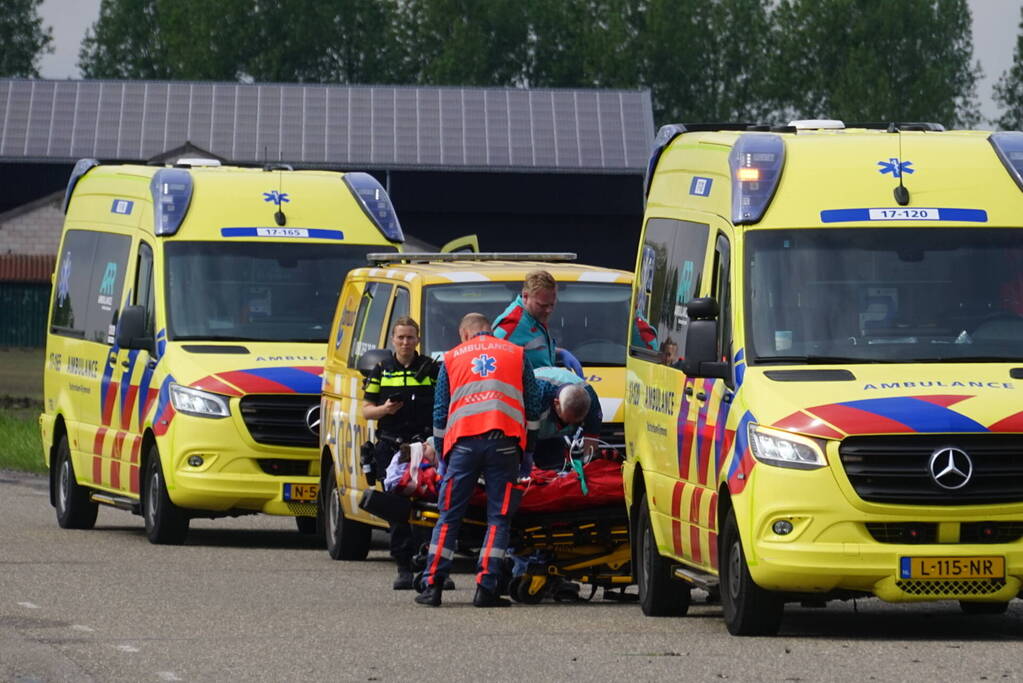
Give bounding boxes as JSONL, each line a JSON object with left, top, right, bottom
{"left": 748, "top": 424, "right": 826, "bottom": 469}
{"left": 169, "top": 383, "right": 230, "bottom": 418}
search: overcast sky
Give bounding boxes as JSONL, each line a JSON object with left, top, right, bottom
{"left": 35, "top": 0, "right": 1023, "bottom": 125}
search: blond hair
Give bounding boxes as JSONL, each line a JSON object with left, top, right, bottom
{"left": 523, "top": 270, "right": 557, "bottom": 296}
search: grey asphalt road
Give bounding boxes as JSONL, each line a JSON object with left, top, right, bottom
{"left": 2, "top": 469, "right": 1022, "bottom": 683}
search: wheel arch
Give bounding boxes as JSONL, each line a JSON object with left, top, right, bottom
{"left": 48, "top": 415, "right": 68, "bottom": 507}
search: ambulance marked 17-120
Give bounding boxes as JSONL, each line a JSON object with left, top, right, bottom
{"left": 627, "top": 120, "right": 1023, "bottom": 635}
{"left": 41, "top": 159, "right": 402, "bottom": 544}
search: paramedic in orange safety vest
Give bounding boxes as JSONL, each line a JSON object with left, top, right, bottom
{"left": 415, "top": 313, "right": 541, "bottom": 608}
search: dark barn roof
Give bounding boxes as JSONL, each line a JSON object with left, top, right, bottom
{"left": 0, "top": 79, "right": 654, "bottom": 174}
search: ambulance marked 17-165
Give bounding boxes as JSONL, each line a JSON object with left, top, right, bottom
{"left": 627, "top": 121, "right": 1023, "bottom": 635}
{"left": 319, "top": 253, "right": 632, "bottom": 560}
{"left": 41, "top": 159, "right": 402, "bottom": 544}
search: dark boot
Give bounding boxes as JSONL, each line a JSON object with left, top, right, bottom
{"left": 393, "top": 567, "right": 414, "bottom": 590}
{"left": 443, "top": 576, "right": 456, "bottom": 590}
{"left": 414, "top": 585, "right": 443, "bottom": 606}
{"left": 473, "top": 585, "right": 511, "bottom": 608}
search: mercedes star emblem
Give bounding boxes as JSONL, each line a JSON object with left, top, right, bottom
{"left": 928, "top": 447, "right": 972, "bottom": 490}
{"left": 305, "top": 404, "right": 321, "bottom": 436}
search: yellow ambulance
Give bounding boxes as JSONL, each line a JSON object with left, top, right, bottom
{"left": 319, "top": 253, "right": 632, "bottom": 560}
{"left": 41, "top": 159, "right": 402, "bottom": 544}
{"left": 627, "top": 121, "right": 1023, "bottom": 634}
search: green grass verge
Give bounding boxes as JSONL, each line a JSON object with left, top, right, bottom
{"left": 0, "top": 405, "right": 46, "bottom": 474}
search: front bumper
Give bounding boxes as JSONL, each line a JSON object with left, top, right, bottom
{"left": 741, "top": 460, "right": 1023, "bottom": 603}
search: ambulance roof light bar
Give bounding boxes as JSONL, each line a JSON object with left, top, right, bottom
{"left": 150, "top": 168, "right": 193, "bottom": 236}
{"left": 367, "top": 252, "right": 577, "bottom": 265}
{"left": 730, "top": 133, "right": 785, "bottom": 225}
{"left": 62, "top": 158, "right": 101, "bottom": 213}
{"left": 988, "top": 131, "right": 1023, "bottom": 192}
{"left": 788, "top": 119, "right": 845, "bottom": 130}
{"left": 342, "top": 172, "right": 405, "bottom": 243}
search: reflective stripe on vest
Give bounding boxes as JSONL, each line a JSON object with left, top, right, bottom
{"left": 442, "top": 337, "right": 526, "bottom": 455}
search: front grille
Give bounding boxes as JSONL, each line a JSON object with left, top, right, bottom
{"left": 865, "top": 521, "right": 1023, "bottom": 544}
{"left": 896, "top": 579, "right": 1005, "bottom": 597}
{"left": 258, "top": 459, "right": 311, "bottom": 476}
{"left": 240, "top": 395, "right": 319, "bottom": 448}
{"left": 865, "top": 522, "right": 937, "bottom": 544}
{"left": 839, "top": 435, "right": 1023, "bottom": 505}
{"left": 599, "top": 422, "right": 625, "bottom": 447}
{"left": 960, "top": 521, "right": 1023, "bottom": 544}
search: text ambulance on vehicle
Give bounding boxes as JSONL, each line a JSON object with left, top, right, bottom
{"left": 318, "top": 252, "right": 632, "bottom": 560}
{"left": 42, "top": 159, "right": 402, "bottom": 544}
{"left": 627, "top": 120, "right": 1023, "bottom": 635}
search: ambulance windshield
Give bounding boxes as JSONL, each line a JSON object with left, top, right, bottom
{"left": 746, "top": 228, "right": 1023, "bottom": 364}
{"left": 422, "top": 281, "right": 631, "bottom": 366}
{"left": 165, "top": 241, "right": 388, "bottom": 342}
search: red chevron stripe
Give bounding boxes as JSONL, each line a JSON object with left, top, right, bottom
{"left": 806, "top": 403, "right": 913, "bottom": 435}
{"left": 773, "top": 410, "right": 846, "bottom": 439}
{"left": 671, "top": 482, "right": 685, "bottom": 556}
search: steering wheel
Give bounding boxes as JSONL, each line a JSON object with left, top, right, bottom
{"left": 970, "top": 312, "right": 1023, "bottom": 341}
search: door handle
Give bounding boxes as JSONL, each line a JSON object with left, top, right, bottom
{"left": 107, "top": 352, "right": 118, "bottom": 365}
{"left": 684, "top": 387, "right": 694, "bottom": 396}
{"left": 696, "top": 391, "right": 707, "bottom": 401}
{"left": 121, "top": 360, "right": 131, "bottom": 368}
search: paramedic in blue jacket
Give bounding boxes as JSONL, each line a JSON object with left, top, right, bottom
{"left": 493, "top": 269, "right": 585, "bottom": 377}
{"left": 531, "top": 365, "right": 602, "bottom": 471}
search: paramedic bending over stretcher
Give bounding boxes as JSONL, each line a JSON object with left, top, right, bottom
{"left": 416, "top": 313, "right": 541, "bottom": 608}
{"left": 531, "top": 365, "right": 602, "bottom": 470}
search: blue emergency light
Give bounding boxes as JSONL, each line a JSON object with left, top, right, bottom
{"left": 989, "top": 132, "right": 1023, "bottom": 192}
{"left": 644, "top": 124, "right": 687, "bottom": 198}
{"left": 730, "top": 133, "right": 785, "bottom": 225}
{"left": 150, "top": 168, "right": 193, "bottom": 236}
{"left": 342, "top": 172, "right": 404, "bottom": 243}
{"left": 62, "top": 158, "right": 100, "bottom": 213}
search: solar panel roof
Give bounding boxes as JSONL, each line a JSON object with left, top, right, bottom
{"left": 0, "top": 79, "right": 654, "bottom": 174}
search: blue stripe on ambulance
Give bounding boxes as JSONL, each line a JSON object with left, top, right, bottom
{"left": 837, "top": 397, "right": 987, "bottom": 433}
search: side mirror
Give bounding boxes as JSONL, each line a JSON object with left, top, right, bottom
{"left": 356, "top": 348, "right": 392, "bottom": 377}
{"left": 682, "top": 297, "right": 729, "bottom": 380}
{"left": 116, "top": 305, "right": 154, "bottom": 354}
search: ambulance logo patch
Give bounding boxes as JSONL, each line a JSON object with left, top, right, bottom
{"left": 263, "top": 190, "right": 290, "bottom": 205}
{"left": 877, "top": 158, "right": 914, "bottom": 178}
{"left": 472, "top": 353, "right": 497, "bottom": 378}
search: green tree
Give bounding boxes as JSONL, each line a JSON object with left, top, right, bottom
{"left": 993, "top": 6, "right": 1023, "bottom": 130}
{"left": 0, "top": 0, "right": 53, "bottom": 77}
{"left": 770, "top": 0, "right": 981, "bottom": 128}
{"left": 639, "top": 0, "right": 774, "bottom": 124}
{"left": 79, "top": 0, "right": 404, "bottom": 83}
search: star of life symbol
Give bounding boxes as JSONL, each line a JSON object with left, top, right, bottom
{"left": 471, "top": 353, "right": 497, "bottom": 377}
{"left": 877, "top": 157, "right": 914, "bottom": 178}
{"left": 57, "top": 253, "right": 72, "bottom": 303}
{"left": 263, "top": 190, "right": 290, "bottom": 205}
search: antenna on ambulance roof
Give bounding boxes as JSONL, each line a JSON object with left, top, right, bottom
{"left": 888, "top": 123, "right": 911, "bottom": 206}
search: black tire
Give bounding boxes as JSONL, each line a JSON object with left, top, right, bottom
{"left": 324, "top": 471, "right": 371, "bottom": 560}
{"left": 960, "top": 601, "right": 1009, "bottom": 615}
{"left": 720, "top": 508, "right": 783, "bottom": 636}
{"left": 295, "top": 516, "right": 318, "bottom": 535}
{"left": 54, "top": 434, "right": 98, "bottom": 530}
{"left": 143, "top": 446, "right": 190, "bottom": 545}
{"left": 636, "top": 496, "right": 691, "bottom": 617}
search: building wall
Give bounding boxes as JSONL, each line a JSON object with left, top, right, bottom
{"left": 0, "top": 194, "right": 63, "bottom": 256}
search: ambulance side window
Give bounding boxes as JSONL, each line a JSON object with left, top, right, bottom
{"left": 387, "top": 287, "right": 411, "bottom": 336}
{"left": 712, "top": 234, "right": 732, "bottom": 361}
{"left": 630, "top": 218, "right": 710, "bottom": 359}
{"left": 134, "top": 242, "right": 155, "bottom": 337}
{"left": 87, "top": 233, "right": 132, "bottom": 345}
{"left": 348, "top": 281, "right": 394, "bottom": 366}
{"left": 51, "top": 230, "right": 98, "bottom": 339}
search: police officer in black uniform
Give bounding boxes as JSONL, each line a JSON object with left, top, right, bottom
{"left": 361, "top": 316, "right": 447, "bottom": 590}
